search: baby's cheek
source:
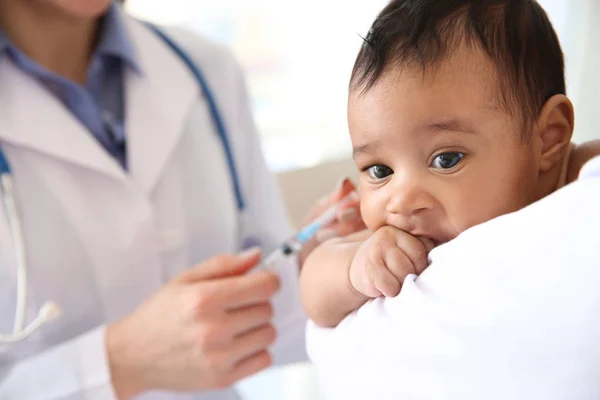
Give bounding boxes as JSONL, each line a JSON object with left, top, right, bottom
{"left": 359, "top": 192, "right": 385, "bottom": 231}
{"left": 452, "top": 192, "right": 528, "bottom": 234}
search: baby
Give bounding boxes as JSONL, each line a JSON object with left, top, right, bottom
{"left": 300, "top": 0, "right": 600, "bottom": 328}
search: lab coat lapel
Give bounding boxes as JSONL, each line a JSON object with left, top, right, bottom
{"left": 0, "top": 58, "right": 126, "bottom": 181}
{"left": 124, "top": 18, "right": 199, "bottom": 194}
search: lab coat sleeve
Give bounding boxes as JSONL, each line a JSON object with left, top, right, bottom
{"left": 307, "top": 160, "right": 600, "bottom": 399}
{"left": 225, "top": 51, "right": 308, "bottom": 365}
{"left": 0, "top": 326, "right": 118, "bottom": 400}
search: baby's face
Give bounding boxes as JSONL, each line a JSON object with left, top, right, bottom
{"left": 349, "top": 46, "right": 544, "bottom": 245}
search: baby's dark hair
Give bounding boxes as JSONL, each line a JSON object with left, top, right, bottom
{"left": 351, "top": 0, "right": 565, "bottom": 134}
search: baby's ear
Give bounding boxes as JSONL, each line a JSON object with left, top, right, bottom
{"left": 535, "top": 94, "right": 574, "bottom": 172}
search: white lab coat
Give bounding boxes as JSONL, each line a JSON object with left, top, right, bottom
{"left": 307, "top": 157, "right": 600, "bottom": 400}
{"left": 0, "top": 16, "right": 307, "bottom": 400}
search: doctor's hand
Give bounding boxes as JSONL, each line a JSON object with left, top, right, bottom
{"left": 299, "top": 178, "right": 365, "bottom": 267}
{"left": 106, "top": 248, "right": 278, "bottom": 398}
{"left": 350, "top": 226, "right": 436, "bottom": 298}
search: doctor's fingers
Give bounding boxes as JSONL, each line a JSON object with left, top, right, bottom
{"left": 201, "top": 325, "right": 275, "bottom": 375}
{"left": 226, "top": 350, "right": 272, "bottom": 388}
{"left": 302, "top": 178, "right": 358, "bottom": 226}
{"left": 209, "top": 331, "right": 274, "bottom": 388}
{"left": 191, "top": 271, "right": 280, "bottom": 313}
{"left": 225, "top": 303, "right": 274, "bottom": 337}
{"left": 177, "top": 248, "right": 262, "bottom": 283}
{"left": 187, "top": 303, "right": 274, "bottom": 351}
{"left": 192, "top": 326, "right": 275, "bottom": 389}
{"left": 230, "top": 324, "right": 276, "bottom": 365}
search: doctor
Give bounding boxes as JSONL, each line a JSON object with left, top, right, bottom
{"left": 0, "top": 0, "right": 362, "bottom": 399}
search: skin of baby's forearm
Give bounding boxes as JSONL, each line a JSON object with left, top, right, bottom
{"left": 300, "top": 230, "right": 372, "bottom": 328}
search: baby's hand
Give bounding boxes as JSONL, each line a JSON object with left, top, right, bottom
{"left": 349, "top": 226, "right": 436, "bottom": 298}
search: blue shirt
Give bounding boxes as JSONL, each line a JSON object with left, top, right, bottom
{"left": 0, "top": 2, "right": 139, "bottom": 169}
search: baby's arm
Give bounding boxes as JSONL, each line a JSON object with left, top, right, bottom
{"left": 300, "top": 227, "right": 433, "bottom": 328}
{"left": 300, "top": 230, "right": 371, "bottom": 328}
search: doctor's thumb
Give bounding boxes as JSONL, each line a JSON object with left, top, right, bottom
{"left": 178, "top": 248, "right": 262, "bottom": 282}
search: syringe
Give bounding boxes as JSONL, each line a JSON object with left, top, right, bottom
{"left": 262, "top": 191, "right": 359, "bottom": 271}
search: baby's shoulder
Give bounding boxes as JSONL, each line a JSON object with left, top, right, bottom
{"left": 567, "top": 140, "right": 600, "bottom": 183}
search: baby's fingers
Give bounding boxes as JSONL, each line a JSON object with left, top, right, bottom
{"left": 373, "top": 262, "right": 402, "bottom": 298}
{"left": 394, "top": 233, "right": 430, "bottom": 273}
{"left": 384, "top": 248, "right": 417, "bottom": 283}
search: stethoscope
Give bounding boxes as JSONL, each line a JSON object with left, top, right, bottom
{"left": 0, "top": 24, "right": 245, "bottom": 344}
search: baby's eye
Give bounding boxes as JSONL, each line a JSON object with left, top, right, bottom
{"left": 366, "top": 165, "right": 393, "bottom": 180}
{"left": 431, "top": 152, "right": 464, "bottom": 170}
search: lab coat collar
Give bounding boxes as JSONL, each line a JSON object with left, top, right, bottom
{"left": 0, "top": 57, "right": 128, "bottom": 181}
{"left": 0, "top": 16, "right": 198, "bottom": 192}
{"left": 96, "top": 2, "right": 140, "bottom": 73}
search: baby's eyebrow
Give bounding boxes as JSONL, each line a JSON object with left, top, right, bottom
{"left": 352, "top": 142, "right": 378, "bottom": 159}
{"left": 352, "top": 118, "right": 477, "bottom": 158}
{"left": 425, "top": 118, "right": 477, "bottom": 135}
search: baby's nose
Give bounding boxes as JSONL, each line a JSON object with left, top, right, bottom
{"left": 385, "top": 176, "right": 435, "bottom": 217}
